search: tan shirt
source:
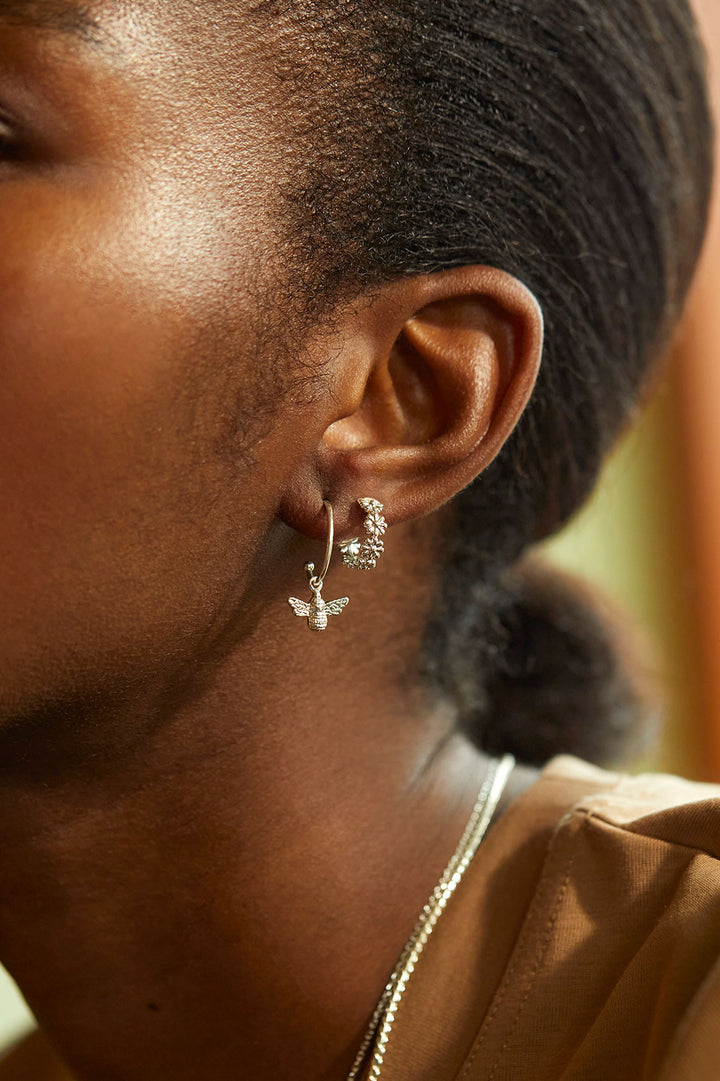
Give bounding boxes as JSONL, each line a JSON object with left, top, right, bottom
{"left": 357, "top": 754, "right": 720, "bottom": 1080}
{"left": 3, "top": 754, "right": 720, "bottom": 1080}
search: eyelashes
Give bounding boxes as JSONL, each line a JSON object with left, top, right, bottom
{"left": 0, "top": 112, "right": 36, "bottom": 165}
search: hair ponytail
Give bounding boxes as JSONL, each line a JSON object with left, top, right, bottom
{"left": 259, "top": 0, "right": 712, "bottom": 763}
{"left": 423, "top": 558, "right": 657, "bottom": 765}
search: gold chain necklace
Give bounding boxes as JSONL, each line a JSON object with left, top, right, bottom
{"left": 345, "top": 753, "right": 516, "bottom": 1081}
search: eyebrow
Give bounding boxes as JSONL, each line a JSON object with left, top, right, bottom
{"left": 0, "top": 0, "right": 103, "bottom": 42}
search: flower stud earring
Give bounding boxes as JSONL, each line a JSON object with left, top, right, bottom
{"left": 339, "top": 498, "right": 387, "bottom": 570}
{"left": 288, "top": 500, "right": 349, "bottom": 632}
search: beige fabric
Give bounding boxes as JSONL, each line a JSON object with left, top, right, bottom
{"left": 3, "top": 754, "right": 720, "bottom": 1080}
{"left": 359, "top": 754, "right": 720, "bottom": 1080}
{"left": 0, "top": 1029, "right": 72, "bottom": 1080}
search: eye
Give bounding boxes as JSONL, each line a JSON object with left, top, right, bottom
{"left": 0, "top": 117, "right": 17, "bottom": 157}
{"left": 0, "top": 116, "right": 26, "bottom": 163}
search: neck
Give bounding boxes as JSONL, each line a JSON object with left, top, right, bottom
{"left": 0, "top": 538, "right": 511, "bottom": 1081}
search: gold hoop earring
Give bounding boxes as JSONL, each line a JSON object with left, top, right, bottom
{"left": 288, "top": 500, "right": 349, "bottom": 632}
{"left": 339, "top": 498, "right": 387, "bottom": 570}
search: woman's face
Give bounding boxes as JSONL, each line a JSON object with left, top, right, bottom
{"left": 0, "top": 1, "right": 307, "bottom": 722}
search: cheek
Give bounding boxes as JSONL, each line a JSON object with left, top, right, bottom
{"left": 0, "top": 181, "right": 270, "bottom": 712}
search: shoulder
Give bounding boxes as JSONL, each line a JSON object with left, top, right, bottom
{"left": 546, "top": 756, "right": 720, "bottom": 1079}
{"left": 0, "top": 1031, "right": 74, "bottom": 1080}
{"left": 539, "top": 755, "right": 720, "bottom": 923}
{"left": 546, "top": 753, "right": 720, "bottom": 857}
{"left": 456, "top": 756, "right": 720, "bottom": 1079}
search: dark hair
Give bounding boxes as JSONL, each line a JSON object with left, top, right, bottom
{"left": 252, "top": 0, "right": 713, "bottom": 764}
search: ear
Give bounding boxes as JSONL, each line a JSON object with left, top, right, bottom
{"left": 279, "top": 265, "right": 543, "bottom": 540}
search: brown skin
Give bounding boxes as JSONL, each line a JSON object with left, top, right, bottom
{"left": 0, "top": 3, "right": 543, "bottom": 1079}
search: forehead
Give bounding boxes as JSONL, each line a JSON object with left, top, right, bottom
{"left": 0, "top": 0, "right": 271, "bottom": 36}
{"left": 0, "top": 0, "right": 282, "bottom": 90}
{"left": 0, "top": 0, "right": 304, "bottom": 98}
{"left": 0, "top": 0, "right": 101, "bottom": 36}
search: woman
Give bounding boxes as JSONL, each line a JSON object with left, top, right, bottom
{"left": 0, "top": 0, "right": 716, "bottom": 1078}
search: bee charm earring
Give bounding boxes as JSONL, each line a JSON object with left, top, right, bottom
{"left": 339, "top": 498, "right": 387, "bottom": 570}
{"left": 288, "top": 500, "right": 349, "bottom": 632}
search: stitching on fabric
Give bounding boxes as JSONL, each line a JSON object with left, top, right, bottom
{"left": 485, "top": 859, "right": 574, "bottom": 1080}
{"left": 582, "top": 807, "right": 720, "bottom": 863}
{"left": 455, "top": 804, "right": 720, "bottom": 1081}
{"left": 454, "top": 862, "right": 559, "bottom": 1057}
{"left": 455, "top": 854, "right": 574, "bottom": 1081}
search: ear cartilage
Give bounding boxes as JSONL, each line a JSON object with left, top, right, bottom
{"left": 339, "top": 498, "right": 387, "bottom": 570}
